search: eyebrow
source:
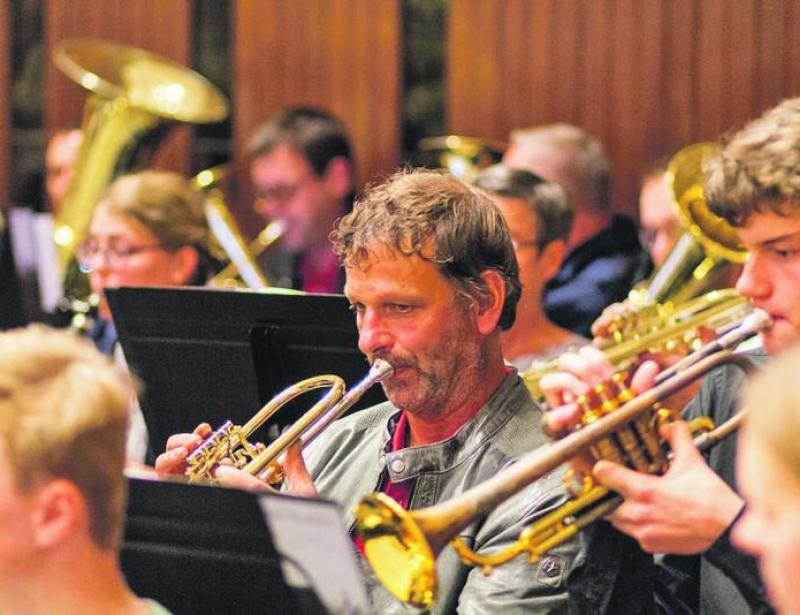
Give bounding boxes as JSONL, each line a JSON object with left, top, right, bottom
{"left": 759, "top": 229, "right": 800, "bottom": 248}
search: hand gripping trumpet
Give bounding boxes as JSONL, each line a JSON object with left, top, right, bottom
{"left": 354, "top": 310, "right": 770, "bottom": 609}
{"left": 185, "top": 359, "right": 393, "bottom": 484}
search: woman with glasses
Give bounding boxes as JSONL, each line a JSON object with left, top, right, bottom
{"left": 77, "top": 170, "right": 221, "bottom": 354}
{"left": 77, "top": 170, "right": 221, "bottom": 463}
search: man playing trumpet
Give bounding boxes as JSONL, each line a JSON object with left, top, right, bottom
{"left": 542, "top": 97, "right": 800, "bottom": 613}
{"left": 156, "top": 169, "right": 622, "bottom": 612}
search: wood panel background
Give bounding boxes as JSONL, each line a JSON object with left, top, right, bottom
{"left": 448, "top": 0, "right": 800, "bottom": 219}
{"left": 43, "top": 0, "right": 194, "bottom": 174}
{"left": 232, "top": 0, "right": 402, "bottom": 231}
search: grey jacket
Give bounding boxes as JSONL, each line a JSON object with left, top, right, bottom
{"left": 304, "top": 372, "right": 580, "bottom": 614}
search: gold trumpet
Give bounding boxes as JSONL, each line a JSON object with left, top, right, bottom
{"left": 185, "top": 359, "right": 393, "bottom": 484}
{"left": 523, "top": 288, "right": 752, "bottom": 400}
{"left": 354, "top": 310, "right": 769, "bottom": 609}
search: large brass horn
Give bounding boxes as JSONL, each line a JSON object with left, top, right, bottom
{"left": 355, "top": 310, "right": 769, "bottom": 609}
{"left": 53, "top": 39, "right": 229, "bottom": 299}
{"left": 184, "top": 359, "right": 393, "bottom": 484}
{"left": 633, "top": 142, "right": 747, "bottom": 308}
{"left": 416, "top": 135, "right": 507, "bottom": 181}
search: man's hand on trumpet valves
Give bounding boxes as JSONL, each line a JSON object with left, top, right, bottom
{"left": 154, "top": 422, "right": 318, "bottom": 496}
{"left": 593, "top": 421, "right": 744, "bottom": 554}
{"left": 539, "top": 344, "right": 744, "bottom": 555}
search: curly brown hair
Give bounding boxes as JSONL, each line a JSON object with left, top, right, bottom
{"left": 705, "top": 97, "right": 800, "bottom": 226}
{"left": 331, "top": 169, "right": 521, "bottom": 330}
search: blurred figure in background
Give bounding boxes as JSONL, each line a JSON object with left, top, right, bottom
{"left": 247, "top": 106, "right": 355, "bottom": 293}
{"left": 45, "top": 128, "right": 83, "bottom": 216}
{"left": 78, "top": 170, "right": 222, "bottom": 464}
{"left": 0, "top": 325, "right": 170, "bottom": 614}
{"left": 638, "top": 158, "right": 681, "bottom": 268}
{"left": 503, "top": 123, "right": 651, "bottom": 337}
{"left": 78, "top": 170, "right": 222, "bottom": 355}
{"left": 473, "top": 164, "right": 587, "bottom": 369}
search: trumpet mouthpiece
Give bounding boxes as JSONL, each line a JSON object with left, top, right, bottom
{"left": 371, "top": 359, "right": 395, "bottom": 382}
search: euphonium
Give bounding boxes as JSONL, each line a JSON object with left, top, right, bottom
{"left": 53, "top": 39, "right": 229, "bottom": 301}
{"left": 355, "top": 310, "right": 770, "bottom": 609}
{"left": 185, "top": 359, "right": 393, "bottom": 484}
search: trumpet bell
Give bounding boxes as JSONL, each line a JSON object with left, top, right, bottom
{"left": 356, "top": 493, "right": 436, "bottom": 609}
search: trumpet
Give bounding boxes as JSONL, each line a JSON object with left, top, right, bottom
{"left": 354, "top": 310, "right": 770, "bottom": 609}
{"left": 523, "top": 288, "right": 752, "bottom": 400}
{"left": 185, "top": 359, "right": 393, "bottom": 484}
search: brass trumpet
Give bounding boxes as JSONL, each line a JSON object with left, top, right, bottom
{"left": 354, "top": 310, "right": 769, "bottom": 609}
{"left": 523, "top": 288, "right": 752, "bottom": 400}
{"left": 185, "top": 359, "right": 393, "bottom": 484}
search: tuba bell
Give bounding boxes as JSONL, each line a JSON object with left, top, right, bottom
{"left": 53, "top": 39, "right": 229, "bottom": 303}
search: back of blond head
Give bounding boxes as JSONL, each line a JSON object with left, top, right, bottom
{"left": 0, "top": 325, "right": 132, "bottom": 550}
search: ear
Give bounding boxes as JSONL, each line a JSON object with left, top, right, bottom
{"left": 539, "top": 240, "right": 565, "bottom": 282}
{"left": 322, "top": 156, "right": 353, "bottom": 201}
{"left": 32, "top": 479, "right": 86, "bottom": 549}
{"left": 170, "top": 246, "right": 200, "bottom": 285}
{"left": 474, "top": 269, "right": 506, "bottom": 335}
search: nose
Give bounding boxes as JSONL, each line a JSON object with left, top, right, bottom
{"left": 356, "top": 309, "right": 393, "bottom": 358}
{"left": 735, "top": 253, "right": 771, "bottom": 301}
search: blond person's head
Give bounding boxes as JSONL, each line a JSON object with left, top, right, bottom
{"left": 0, "top": 325, "right": 132, "bottom": 550}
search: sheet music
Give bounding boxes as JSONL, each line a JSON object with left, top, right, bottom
{"left": 259, "top": 495, "right": 370, "bottom": 614}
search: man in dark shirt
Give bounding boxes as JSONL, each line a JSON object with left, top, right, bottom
{"left": 503, "top": 123, "right": 651, "bottom": 337}
{"left": 247, "top": 106, "right": 355, "bottom": 293}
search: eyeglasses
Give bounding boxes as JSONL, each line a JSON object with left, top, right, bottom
{"left": 76, "top": 240, "right": 166, "bottom": 272}
{"left": 511, "top": 238, "right": 544, "bottom": 252}
{"left": 254, "top": 178, "right": 312, "bottom": 204}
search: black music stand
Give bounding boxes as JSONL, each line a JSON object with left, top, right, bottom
{"left": 106, "top": 286, "right": 385, "bottom": 456}
{"left": 122, "top": 475, "right": 369, "bottom": 614}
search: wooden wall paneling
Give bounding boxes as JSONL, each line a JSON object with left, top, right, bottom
{"left": 43, "top": 0, "right": 195, "bottom": 174}
{"left": 233, "top": 0, "right": 402, "bottom": 235}
{"left": 789, "top": 2, "right": 800, "bottom": 101}
{"left": 759, "top": 0, "right": 791, "bottom": 112}
{"left": 0, "top": 0, "right": 9, "bottom": 206}
{"left": 448, "top": 0, "right": 800, "bottom": 220}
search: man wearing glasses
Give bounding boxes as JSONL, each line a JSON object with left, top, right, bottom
{"left": 247, "top": 106, "right": 355, "bottom": 293}
{"left": 473, "top": 164, "right": 587, "bottom": 370}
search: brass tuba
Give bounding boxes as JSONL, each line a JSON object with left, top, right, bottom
{"left": 53, "top": 39, "right": 229, "bottom": 300}
{"left": 354, "top": 310, "right": 769, "bottom": 608}
{"left": 416, "top": 135, "right": 506, "bottom": 182}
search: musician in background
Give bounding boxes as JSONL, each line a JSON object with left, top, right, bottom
{"left": 158, "top": 169, "right": 599, "bottom": 613}
{"left": 638, "top": 158, "right": 680, "bottom": 268}
{"left": 46, "top": 128, "right": 83, "bottom": 216}
{"left": 247, "top": 106, "right": 354, "bottom": 293}
{"left": 503, "top": 123, "right": 651, "bottom": 337}
{"left": 542, "top": 97, "right": 800, "bottom": 614}
{"left": 79, "top": 170, "right": 223, "bottom": 464}
{"left": 0, "top": 325, "right": 170, "bottom": 614}
{"left": 734, "top": 344, "right": 800, "bottom": 615}
{"left": 79, "top": 170, "right": 222, "bottom": 355}
{"left": 473, "top": 164, "right": 587, "bottom": 369}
